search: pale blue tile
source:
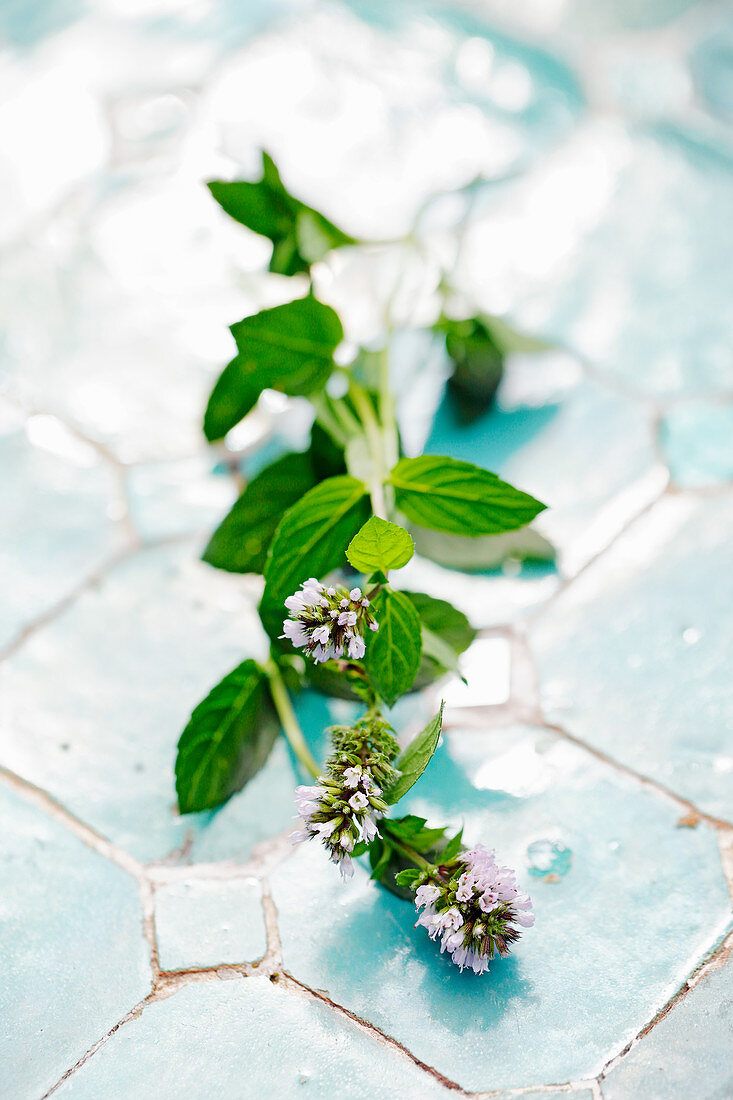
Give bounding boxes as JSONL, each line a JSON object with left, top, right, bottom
{"left": 690, "top": 15, "right": 733, "bottom": 123}
{"left": 603, "top": 954, "right": 733, "bottom": 1099}
{"left": 0, "top": 536, "right": 431, "bottom": 866}
{"left": 0, "top": 541, "right": 290, "bottom": 863}
{"left": 660, "top": 401, "right": 733, "bottom": 487}
{"left": 0, "top": 782, "right": 151, "bottom": 1099}
{"left": 425, "top": 371, "right": 662, "bottom": 574}
{"left": 54, "top": 977, "right": 451, "bottom": 1099}
{"left": 126, "top": 454, "right": 236, "bottom": 543}
{"left": 0, "top": 414, "right": 125, "bottom": 650}
{"left": 271, "top": 723, "right": 730, "bottom": 1093}
{"left": 531, "top": 493, "right": 733, "bottom": 819}
{"left": 153, "top": 878, "right": 266, "bottom": 971}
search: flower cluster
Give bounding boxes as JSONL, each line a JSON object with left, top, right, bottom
{"left": 282, "top": 578, "right": 378, "bottom": 664}
{"left": 291, "top": 716, "right": 400, "bottom": 877}
{"left": 414, "top": 845, "right": 534, "bottom": 974}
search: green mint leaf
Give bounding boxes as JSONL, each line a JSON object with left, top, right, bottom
{"left": 388, "top": 454, "right": 545, "bottom": 536}
{"left": 203, "top": 296, "right": 343, "bottom": 441}
{"left": 407, "top": 591, "right": 476, "bottom": 654}
{"left": 207, "top": 151, "right": 355, "bottom": 277}
{"left": 386, "top": 815, "right": 446, "bottom": 852}
{"left": 410, "top": 525, "right": 555, "bottom": 572}
{"left": 259, "top": 474, "right": 370, "bottom": 641}
{"left": 420, "top": 624, "right": 463, "bottom": 675}
{"left": 385, "top": 702, "right": 444, "bottom": 805}
{"left": 202, "top": 451, "right": 318, "bottom": 575}
{"left": 386, "top": 814, "right": 427, "bottom": 838}
{"left": 437, "top": 314, "right": 504, "bottom": 421}
{"left": 308, "top": 421, "right": 346, "bottom": 481}
{"left": 346, "top": 516, "right": 414, "bottom": 574}
{"left": 441, "top": 827, "right": 464, "bottom": 862}
{"left": 364, "top": 588, "right": 422, "bottom": 708}
{"left": 369, "top": 838, "right": 394, "bottom": 882}
{"left": 404, "top": 591, "right": 476, "bottom": 688}
{"left": 175, "top": 660, "right": 277, "bottom": 814}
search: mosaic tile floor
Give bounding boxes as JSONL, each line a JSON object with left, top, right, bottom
{"left": 2, "top": 1, "right": 732, "bottom": 1097}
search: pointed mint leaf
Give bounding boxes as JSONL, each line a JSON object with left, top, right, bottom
{"left": 208, "top": 151, "right": 356, "bottom": 276}
{"left": 175, "top": 660, "right": 277, "bottom": 814}
{"left": 203, "top": 296, "right": 343, "bottom": 441}
{"left": 346, "top": 516, "right": 414, "bottom": 575}
{"left": 259, "top": 474, "right": 370, "bottom": 642}
{"left": 388, "top": 455, "right": 545, "bottom": 536}
{"left": 202, "top": 452, "right": 318, "bottom": 575}
{"left": 385, "top": 702, "right": 444, "bottom": 805}
{"left": 364, "top": 588, "right": 422, "bottom": 708}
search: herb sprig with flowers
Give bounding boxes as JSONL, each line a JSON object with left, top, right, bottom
{"left": 175, "top": 153, "right": 545, "bottom": 973}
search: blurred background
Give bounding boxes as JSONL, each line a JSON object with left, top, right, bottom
{"left": 2, "top": 2, "right": 732, "bottom": 1097}
{"left": 2, "top": 0, "right": 732, "bottom": 648}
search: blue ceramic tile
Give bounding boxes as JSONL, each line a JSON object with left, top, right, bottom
{"left": 531, "top": 493, "right": 733, "bottom": 820}
{"left": 271, "top": 723, "right": 730, "bottom": 1093}
{"left": 690, "top": 15, "right": 733, "bottom": 123}
{"left": 53, "top": 976, "right": 451, "bottom": 1099}
{"left": 0, "top": 541, "right": 288, "bottom": 863}
{"left": 0, "top": 413, "right": 125, "bottom": 650}
{"left": 0, "top": 782, "right": 151, "bottom": 1099}
{"left": 660, "top": 401, "right": 733, "bottom": 487}
{"left": 153, "top": 877, "right": 266, "bottom": 971}
{"left": 0, "top": 537, "right": 433, "bottom": 865}
{"left": 424, "top": 370, "right": 663, "bottom": 574}
{"left": 603, "top": 953, "right": 733, "bottom": 1099}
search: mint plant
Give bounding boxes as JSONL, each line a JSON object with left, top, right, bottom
{"left": 176, "top": 153, "right": 546, "bottom": 973}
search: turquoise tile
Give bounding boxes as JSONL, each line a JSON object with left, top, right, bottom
{"left": 0, "top": 413, "right": 125, "bottom": 650}
{"left": 0, "top": 782, "right": 151, "bottom": 1099}
{"left": 0, "top": 541, "right": 289, "bottom": 863}
{"left": 0, "top": 538, "right": 432, "bottom": 865}
{"left": 531, "top": 493, "right": 733, "bottom": 819}
{"left": 271, "top": 723, "right": 730, "bottom": 1093}
{"left": 690, "top": 14, "right": 733, "bottom": 123}
{"left": 53, "top": 976, "right": 451, "bottom": 1099}
{"left": 660, "top": 401, "right": 733, "bottom": 487}
{"left": 603, "top": 954, "right": 733, "bottom": 1099}
{"left": 424, "top": 371, "right": 662, "bottom": 574}
{"left": 153, "top": 878, "right": 266, "bottom": 971}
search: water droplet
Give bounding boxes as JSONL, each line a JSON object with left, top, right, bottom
{"left": 526, "top": 839, "right": 572, "bottom": 877}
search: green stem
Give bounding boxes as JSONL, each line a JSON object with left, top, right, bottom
{"left": 349, "top": 381, "right": 389, "bottom": 520}
{"left": 377, "top": 346, "right": 398, "bottom": 514}
{"left": 381, "top": 823, "right": 435, "bottom": 874}
{"left": 264, "top": 659, "right": 320, "bottom": 779}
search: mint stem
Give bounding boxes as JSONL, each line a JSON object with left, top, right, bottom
{"left": 381, "top": 823, "right": 435, "bottom": 874}
{"left": 264, "top": 659, "right": 321, "bottom": 779}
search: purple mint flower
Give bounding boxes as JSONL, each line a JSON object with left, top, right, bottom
{"left": 414, "top": 844, "right": 534, "bottom": 975}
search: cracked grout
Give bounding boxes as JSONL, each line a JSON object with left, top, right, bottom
{"left": 598, "top": 928, "right": 733, "bottom": 1084}
{"left": 42, "top": 993, "right": 156, "bottom": 1099}
{"left": 0, "top": 526, "right": 224, "bottom": 666}
{"left": 541, "top": 719, "right": 733, "bottom": 831}
{"left": 279, "top": 971, "right": 468, "bottom": 1094}
{"left": 4, "top": 324, "right": 732, "bottom": 1093}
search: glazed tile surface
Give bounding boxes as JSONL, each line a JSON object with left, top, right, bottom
{"left": 2, "top": 1, "right": 732, "bottom": 1098}
{"left": 1, "top": 784, "right": 151, "bottom": 1098}
{"left": 271, "top": 724, "right": 731, "bottom": 1092}
{"left": 52, "top": 978, "right": 452, "bottom": 1100}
